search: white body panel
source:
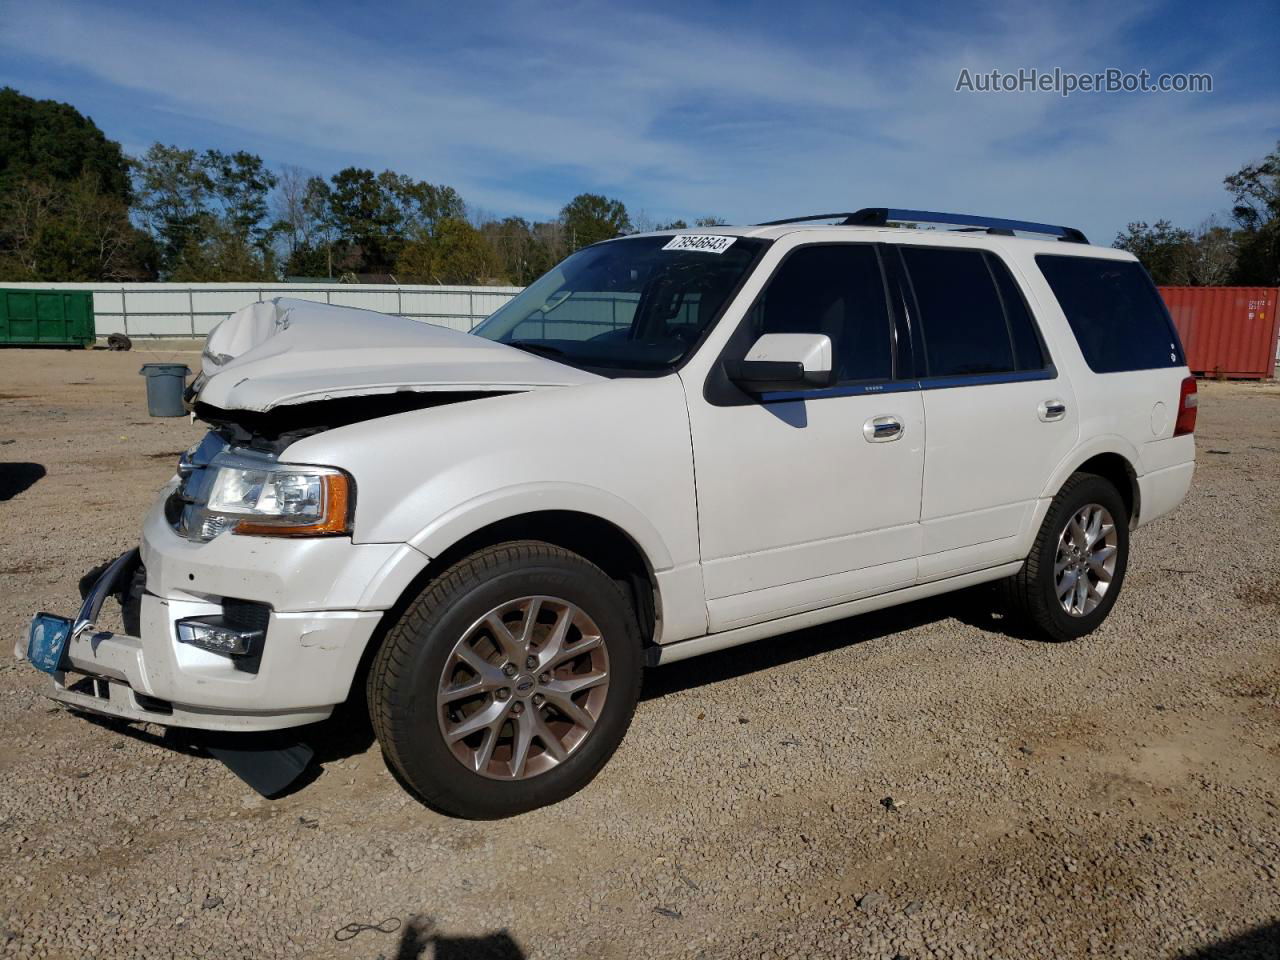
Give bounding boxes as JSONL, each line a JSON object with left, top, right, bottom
{"left": 687, "top": 386, "right": 924, "bottom": 631}
{"left": 31, "top": 224, "right": 1195, "bottom": 731}
{"left": 916, "top": 377, "right": 1078, "bottom": 581}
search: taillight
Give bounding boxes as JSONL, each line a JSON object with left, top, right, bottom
{"left": 1174, "top": 375, "right": 1198, "bottom": 436}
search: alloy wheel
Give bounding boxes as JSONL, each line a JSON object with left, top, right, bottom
{"left": 436, "top": 596, "right": 610, "bottom": 780}
{"left": 1054, "top": 503, "right": 1118, "bottom": 616}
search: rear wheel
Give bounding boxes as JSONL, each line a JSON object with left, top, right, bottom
{"left": 1001, "top": 473, "right": 1130, "bottom": 642}
{"left": 368, "top": 541, "right": 642, "bottom": 819}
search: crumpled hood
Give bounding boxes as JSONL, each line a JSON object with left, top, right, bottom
{"left": 194, "top": 298, "right": 602, "bottom": 412}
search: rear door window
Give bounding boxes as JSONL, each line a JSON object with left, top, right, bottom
{"left": 900, "top": 247, "right": 1048, "bottom": 378}
{"left": 1035, "top": 255, "right": 1184, "bottom": 373}
{"left": 749, "top": 244, "right": 894, "bottom": 383}
{"left": 989, "top": 255, "right": 1048, "bottom": 371}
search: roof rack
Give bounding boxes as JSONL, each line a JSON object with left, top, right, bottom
{"left": 755, "top": 212, "right": 862, "bottom": 226}
{"left": 757, "top": 208, "right": 1089, "bottom": 244}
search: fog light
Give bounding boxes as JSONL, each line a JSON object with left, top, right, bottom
{"left": 176, "top": 617, "right": 262, "bottom": 657}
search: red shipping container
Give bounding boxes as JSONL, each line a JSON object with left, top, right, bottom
{"left": 1158, "top": 286, "right": 1280, "bottom": 380}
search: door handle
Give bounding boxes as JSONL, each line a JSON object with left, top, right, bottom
{"left": 1039, "top": 399, "right": 1067, "bottom": 422}
{"left": 863, "top": 416, "right": 904, "bottom": 442}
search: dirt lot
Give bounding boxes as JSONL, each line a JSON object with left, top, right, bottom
{"left": 1, "top": 347, "right": 1278, "bottom": 960}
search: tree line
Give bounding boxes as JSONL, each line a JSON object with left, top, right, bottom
{"left": 1112, "top": 142, "right": 1279, "bottom": 286}
{"left": 0, "top": 87, "right": 723, "bottom": 286}
{"left": 5, "top": 86, "right": 1276, "bottom": 288}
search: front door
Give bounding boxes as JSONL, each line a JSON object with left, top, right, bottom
{"left": 684, "top": 242, "right": 925, "bottom": 633}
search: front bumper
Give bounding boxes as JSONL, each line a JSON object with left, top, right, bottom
{"left": 16, "top": 489, "right": 413, "bottom": 732}
{"left": 24, "top": 596, "right": 381, "bottom": 731}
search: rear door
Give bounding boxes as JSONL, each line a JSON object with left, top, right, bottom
{"left": 1034, "top": 254, "right": 1194, "bottom": 513}
{"left": 890, "top": 243, "right": 1079, "bottom": 580}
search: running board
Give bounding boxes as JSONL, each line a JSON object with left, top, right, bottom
{"left": 648, "top": 562, "right": 1021, "bottom": 665}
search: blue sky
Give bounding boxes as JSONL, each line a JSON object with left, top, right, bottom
{"left": 1, "top": 0, "right": 1276, "bottom": 244}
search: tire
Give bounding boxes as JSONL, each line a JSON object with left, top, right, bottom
{"left": 1000, "top": 472, "right": 1130, "bottom": 642}
{"left": 367, "top": 541, "right": 643, "bottom": 819}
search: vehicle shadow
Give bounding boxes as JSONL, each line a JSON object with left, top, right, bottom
{"left": 76, "top": 702, "right": 376, "bottom": 799}
{"left": 0, "top": 462, "right": 46, "bottom": 501}
{"left": 391, "top": 914, "right": 525, "bottom": 960}
{"left": 642, "top": 585, "right": 1035, "bottom": 701}
{"left": 1177, "top": 921, "right": 1280, "bottom": 959}
{"left": 73, "top": 584, "right": 1036, "bottom": 796}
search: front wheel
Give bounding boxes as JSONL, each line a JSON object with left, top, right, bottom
{"left": 1001, "top": 472, "right": 1130, "bottom": 642}
{"left": 367, "top": 541, "right": 643, "bottom": 819}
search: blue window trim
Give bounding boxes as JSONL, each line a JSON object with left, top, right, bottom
{"left": 760, "top": 365, "right": 1057, "bottom": 404}
{"left": 915, "top": 366, "right": 1058, "bottom": 391}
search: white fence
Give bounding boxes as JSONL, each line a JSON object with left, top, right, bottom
{"left": 0, "top": 282, "right": 524, "bottom": 338}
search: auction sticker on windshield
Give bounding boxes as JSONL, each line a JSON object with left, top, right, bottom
{"left": 662, "top": 235, "right": 737, "bottom": 254}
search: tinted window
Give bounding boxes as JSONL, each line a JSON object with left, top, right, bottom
{"left": 750, "top": 245, "right": 892, "bottom": 382}
{"left": 902, "top": 247, "right": 1014, "bottom": 377}
{"left": 988, "top": 254, "right": 1048, "bottom": 370}
{"left": 1036, "top": 255, "right": 1184, "bottom": 373}
{"left": 473, "top": 235, "right": 765, "bottom": 373}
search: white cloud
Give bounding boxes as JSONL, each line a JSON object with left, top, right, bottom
{"left": 0, "top": 0, "right": 1274, "bottom": 239}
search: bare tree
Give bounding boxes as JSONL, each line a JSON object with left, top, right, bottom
{"left": 1189, "top": 217, "right": 1236, "bottom": 286}
{"left": 630, "top": 209, "right": 656, "bottom": 234}
{"left": 272, "top": 165, "right": 330, "bottom": 253}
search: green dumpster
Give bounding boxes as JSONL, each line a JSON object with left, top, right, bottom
{"left": 0, "top": 289, "right": 95, "bottom": 347}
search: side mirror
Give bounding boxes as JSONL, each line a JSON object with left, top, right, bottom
{"left": 729, "top": 333, "right": 835, "bottom": 393}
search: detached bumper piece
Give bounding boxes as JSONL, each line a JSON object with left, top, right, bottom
{"left": 76, "top": 549, "right": 143, "bottom": 642}
{"left": 199, "top": 733, "right": 316, "bottom": 797}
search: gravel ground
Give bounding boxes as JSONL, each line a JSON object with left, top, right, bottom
{"left": 1, "top": 347, "right": 1278, "bottom": 960}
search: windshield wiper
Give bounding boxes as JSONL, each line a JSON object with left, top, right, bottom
{"left": 506, "top": 340, "right": 567, "bottom": 358}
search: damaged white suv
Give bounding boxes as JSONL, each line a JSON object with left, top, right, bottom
{"left": 23, "top": 209, "right": 1196, "bottom": 818}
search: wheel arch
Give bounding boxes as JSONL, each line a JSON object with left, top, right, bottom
{"left": 348, "top": 505, "right": 665, "bottom": 714}
{"left": 1042, "top": 440, "right": 1141, "bottom": 525}
{"left": 364, "top": 488, "right": 667, "bottom": 643}
{"left": 421, "top": 509, "right": 660, "bottom": 638}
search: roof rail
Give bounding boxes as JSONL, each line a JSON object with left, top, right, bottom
{"left": 755, "top": 212, "right": 861, "bottom": 226}
{"left": 844, "top": 208, "right": 1089, "bottom": 243}
{"left": 756, "top": 208, "right": 1088, "bottom": 243}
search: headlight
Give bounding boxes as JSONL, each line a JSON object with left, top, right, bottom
{"left": 203, "top": 463, "right": 352, "bottom": 537}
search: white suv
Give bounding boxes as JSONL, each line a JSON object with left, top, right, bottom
{"left": 23, "top": 208, "right": 1196, "bottom": 818}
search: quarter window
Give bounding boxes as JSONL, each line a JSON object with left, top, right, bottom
{"left": 1036, "top": 255, "right": 1184, "bottom": 373}
{"left": 749, "top": 245, "right": 893, "bottom": 383}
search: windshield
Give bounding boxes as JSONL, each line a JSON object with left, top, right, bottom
{"left": 471, "top": 235, "right": 766, "bottom": 373}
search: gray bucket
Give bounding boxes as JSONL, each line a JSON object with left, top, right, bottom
{"left": 139, "top": 363, "right": 191, "bottom": 417}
